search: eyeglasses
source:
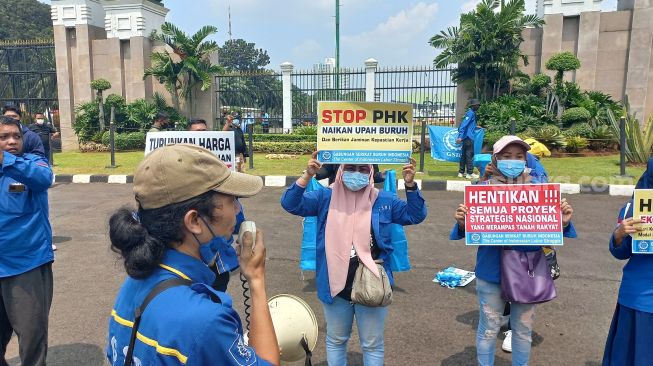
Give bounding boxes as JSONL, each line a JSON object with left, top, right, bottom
{"left": 343, "top": 165, "right": 371, "bottom": 174}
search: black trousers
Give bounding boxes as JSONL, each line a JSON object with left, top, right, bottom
{"left": 459, "top": 138, "right": 474, "bottom": 174}
{"left": 0, "top": 263, "right": 53, "bottom": 366}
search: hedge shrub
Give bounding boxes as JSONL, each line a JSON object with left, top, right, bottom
{"left": 253, "top": 134, "right": 316, "bottom": 142}
{"left": 561, "top": 107, "right": 591, "bottom": 126}
{"left": 102, "top": 131, "right": 146, "bottom": 151}
{"left": 253, "top": 142, "right": 316, "bottom": 154}
{"left": 565, "top": 136, "right": 589, "bottom": 153}
{"left": 564, "top": 123, "right": 593, "bottom": 138}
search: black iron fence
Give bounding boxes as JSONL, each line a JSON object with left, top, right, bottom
{"left": 376, "top": 66, "right": 457, "bottom": 135}
{"left": 215, "top": 70, "right": 283, "bottom": 132}
{"left": 215, "top": 65, "right": 457, "bottom": 134}
{"left": 0, "top": 39, "right": 58, "bottom": 116}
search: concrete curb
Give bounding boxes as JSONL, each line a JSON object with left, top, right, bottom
{"left": 52, "top": 174, "right": 636, "bottom": 196}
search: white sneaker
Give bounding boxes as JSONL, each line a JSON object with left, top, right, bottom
{"left": 457, "top": 173, "right": 464, "bottom": 178}
{"left": 502, "top": 330, "right": 512, "bottom": 353}
{"left": 470, "top": 173, "right": 479, "bottom": 179}
{"left": 52, "top": 244, "right": 57, "bottom": 251}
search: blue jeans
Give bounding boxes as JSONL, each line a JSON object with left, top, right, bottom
{"left": 476, "top": 279, "right": 536, "bottom": 366}
{"left": 321, "top": 296, "right": 388, "bottom": 366}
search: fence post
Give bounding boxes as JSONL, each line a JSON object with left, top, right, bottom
{"left": 107, "top": 106, "right": 116, "bottom": 169}
{"left": 364, "top": 58, "right": 378, "bottom": 102}
{"left": 280, "top": 62, "right": 294, "bottom": 133}
{"left": 248, "top": 124, "right": 254, "bottom": 170}
{"left": 510, "top": 117, "right": 516, "bottom": 135}
{"left": 620, "top": 116, "right": 626, "bottom": 176}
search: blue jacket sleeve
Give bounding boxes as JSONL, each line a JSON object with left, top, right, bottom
{"left": 609, "top": 202, "right": 633, "bottom": 260}
{"left": 457, "top": 110, "right": 473, "bottom": 140}
{"left": 563, "top": 222, "right": 577, "bottom": 238}
{"left": 390, "top": 189, "right": 427, "bottom": 225}
{"left": 449, "top": 222, "right": 465, "bottom": 240}
{"left": 190, "top": 308, "right": 274, "bottom": 365}
{"left": 1, "top": 152, "right": 52, "bottom": 192}
{"left": 280, "top": 182, "right": 321, "bottom": 217}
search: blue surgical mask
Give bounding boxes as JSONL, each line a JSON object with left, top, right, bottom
{"left": 342, "top": 171, "right": 370, "bottom": 191}
{"left": 195, "top": 218, "right": 239, "bottom": 273}
{"left": 497, "top": 159, "right": 526, "bottom": 179}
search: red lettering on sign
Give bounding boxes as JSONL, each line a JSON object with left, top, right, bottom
{"left": 321, "top": 109, "right": 367, "bottom": 123}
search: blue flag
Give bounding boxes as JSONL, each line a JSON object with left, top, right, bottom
{"left": 299, "top": 178, "right": 324, "bottom": 271}
{"left": 428, "top": 126, "right": 485, "bottom": 162}
{"left": 383, "top": 170, "right": 411, "bottom": 272}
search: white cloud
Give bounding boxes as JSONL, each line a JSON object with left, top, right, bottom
{"left": 341, "top": 2, "right": 439, "bottom": 65}
{"left": 461, "top": 0, "right": 480, "bottom": 13}
{"left": 291, "top": 39, "right": 325, "bottom": 62}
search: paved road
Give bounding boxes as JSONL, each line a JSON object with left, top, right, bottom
{"left": 6, "top": 184, "right": 628, "bottom": 366}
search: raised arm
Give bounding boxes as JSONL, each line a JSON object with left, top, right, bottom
{"left": 610, "top": 201, "right": 637, "bottom": 260}
{"left": 280, "top": 152, "right": 322, "bottom": 217}
{"left": 1, "top": 152, "right": 52, "bottom": 192}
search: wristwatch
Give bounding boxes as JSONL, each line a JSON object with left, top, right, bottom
{"left": 405, "top": 182, "right": 418, "bottom": 191}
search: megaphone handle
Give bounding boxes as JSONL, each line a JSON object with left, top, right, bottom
{"left": 300, "top": 335, "right": 313, "bottom": 366}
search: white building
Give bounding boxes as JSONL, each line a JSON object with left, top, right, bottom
{"left": 536, "top": 0, "right": 603, "bottom": 16}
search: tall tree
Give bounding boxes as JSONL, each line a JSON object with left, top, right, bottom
{"left": 145, "top": 22, "right": 222, "bottom": 116}
{"left": 429, "top": 0, "right": 543, "bottom": 101}
{"left": 219, "top": 39, "right": 270, "bottom": 72}
{"left": 0, "top": 0, "right": 52, "bottom": 39}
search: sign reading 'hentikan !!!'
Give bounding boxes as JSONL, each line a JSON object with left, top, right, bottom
{"left": 317, "top": 101, "right": 413, "bottom": 164}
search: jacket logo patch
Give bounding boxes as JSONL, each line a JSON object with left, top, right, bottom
{"left": 229, "top": 332, "right": 255, "bottom": 366}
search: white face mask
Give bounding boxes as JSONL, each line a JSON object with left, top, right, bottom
{"left": 36, "top": 119, "right": 45, "bottom": 125}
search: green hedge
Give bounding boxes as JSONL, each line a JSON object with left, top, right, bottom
{"left": 253, "top": 134, "right": 316, "bottom": 142}
{"left": 101, "top": 131, "right": 146, "bottom": 151}
{"left": 253, "top": 142, "right": 316, "bottom": 154}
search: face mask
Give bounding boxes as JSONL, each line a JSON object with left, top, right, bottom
{"left": 36, "top": 119, "right": 44, "bottom": 125}
{"left": 342, "top": 171, "right": 370, "bottom": 191}
{"left": 195, "top": 217, "right": 239, "bottom": 273}
{"left": 497, "top": 159, "right": 526, "bottom": 179}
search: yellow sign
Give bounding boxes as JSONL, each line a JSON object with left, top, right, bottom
{"left": 633, "top": 189, "right": 653, "bottom": 253}
{"left": 316, "top": 101, "right": 413, "bottom": 164}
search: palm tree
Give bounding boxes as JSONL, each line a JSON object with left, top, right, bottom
{"left": 430, "top": 0, "right": 543, "bottom": 101}
{"left": 144, "top": 22, "right": 223, "bottom": 116}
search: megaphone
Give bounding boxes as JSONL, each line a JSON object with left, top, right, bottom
{"left": 268, "top": 294, "right": 318, "bottom": 363}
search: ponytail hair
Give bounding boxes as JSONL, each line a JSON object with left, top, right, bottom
{"left": 109, "top": 190, "right": 220, "bottom": 279}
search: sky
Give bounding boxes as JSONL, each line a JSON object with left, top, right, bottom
{"left": 40, "top": 0, "right": 619, "bottom": 70}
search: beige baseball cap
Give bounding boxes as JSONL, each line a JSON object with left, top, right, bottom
{"left": 493, "top": 135, "right": 531, "bottom": 155}
{"left": 133, "top": 144, "right": 263, "bottom": 209}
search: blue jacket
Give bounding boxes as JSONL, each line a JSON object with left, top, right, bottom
{"left": 457, "top": 109, "right": 477, "bottom": 141}
{"left": 0, "top": 152, "right": 53, "bottom": 277}
{"left": 449, "top": 179, "right": 577, "bottom": 283}
{"left": 107, "top": 249, "right": 273, "bottom": 366}
{"left": 609, "top": 200, "right": 653, "bottom": 313}
{"left": 280, "top": 183, "right": 428, "bottom": 304}
{"left": 527, "top": 153, "right": 548, "bottom": 182}
{"left": 22, "top": 125, "right": 45, "bottom": 158}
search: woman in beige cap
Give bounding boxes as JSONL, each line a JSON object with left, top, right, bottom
{"left": 106, "top": 144, "right": 279, "bottom": 366}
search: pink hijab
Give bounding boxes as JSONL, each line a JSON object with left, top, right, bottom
{"left": 325, "top": 165, "right": 380, "bottom": 297}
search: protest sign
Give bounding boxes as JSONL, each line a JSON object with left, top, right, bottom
{"left": 144, "top": 131, "right": 236, "bottom": 170}
{"left": 317, "top": 101, "right": 413, "bottom": 164}
{"left": 464, "top": 183, "right": 563, "bottom": 246}
{"left": 428, "top": 126, "right": 484, "bottom": 162}
{"left": 632, "top": 189, "right": 653, "bottom": 254}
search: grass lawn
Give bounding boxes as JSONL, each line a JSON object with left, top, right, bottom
{"left": 52, "top": 151, "right": 646, "bottom": 185}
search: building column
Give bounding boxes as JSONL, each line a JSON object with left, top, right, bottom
{"left": 576, "top": 11, "right": 601, "bottom": 90}
{"left": 53, "top": 25, "right": 78, "bottom": 151}
{"left": 624, "top": 0, "right": 653, "bottom": 123}
{"left": 364, "top": 58, "right": 378, "bottom": 102}
{"left": 281, "top": 62, "right": 293, "bottom": 133}
{"left": 540, "top": 14, "right": 564, "bottom": 77}
{"left": 128, "top": 36, "right": 152, "bottom": 101}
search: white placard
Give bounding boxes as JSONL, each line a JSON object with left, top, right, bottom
{"left": 145, "top": 131, "right": 236, "bottom": 171}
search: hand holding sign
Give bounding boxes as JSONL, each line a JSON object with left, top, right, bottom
{"left": 306, "top": 151, "right": 322, "bottom": 177}
{"left": 614, "top": 218, "right": 643, "bottom": 248}
{"left": 402, "top": 157, "right": 417, "bottom": 186}
{"left": 454, "top": 204, "right": 468, "bottom": 230}
{"left": 560, "top": 198, "right": 574, "bottom": 226}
